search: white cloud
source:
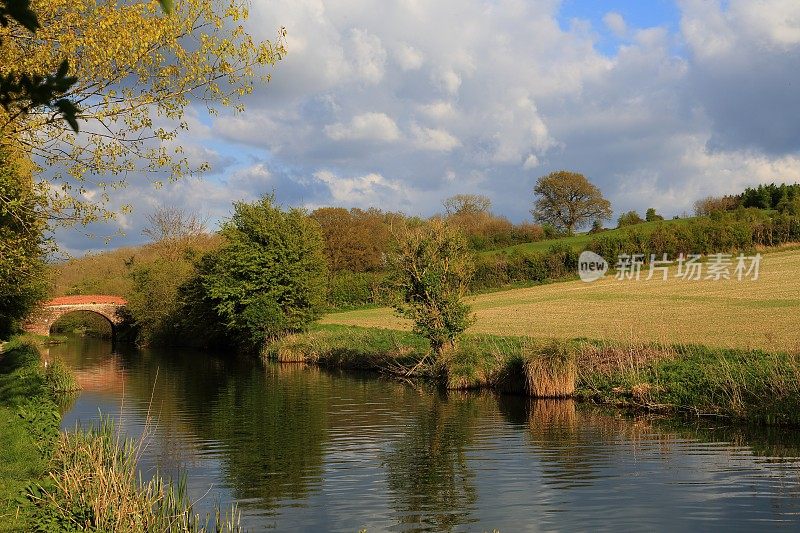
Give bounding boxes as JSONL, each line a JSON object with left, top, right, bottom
{"left": 313, "top": 170, "right": 406, "bottom": 207}
{"left": 54, "top": 0, "right": 800, "bottom": 253}
{"left": 394, "top": 42, "right": 424, "bottom": 70}
{"left": 603, "top": 12, "right": 627, "bottom": 37}
{"left": 417, "top": 100, "right": 456, "bottom": 120}
{"left": 434, "top": 68, "right": 462, "bottom": 95}
{"left": 324, "top": 112, "right": 401, "bottom": 142}
{"left": 350, "top": 28, "right": 387, "bottom": 84}
{"left": 411, "top": 124, "right": 460, "bottom": 151}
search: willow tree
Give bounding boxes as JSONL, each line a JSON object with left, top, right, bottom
{"left": 0, "top": 0, "right": 285, "bottom": 225}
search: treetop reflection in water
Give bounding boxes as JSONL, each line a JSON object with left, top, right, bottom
{"left": 54, "top": 338, "right": 800, "bottom": 531}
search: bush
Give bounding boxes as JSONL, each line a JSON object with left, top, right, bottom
{"left": 589, "top": 210, "right": 800, "bottom": 263}
{"left": 387, "top": 219, "right": 474, "bottom": 358}
{"left": 325, "top": 271, "right": 387, "bottom": 309}
{"left": 187, "top": 195, "right": 328, "bottom": 352}
{"left": 617, "top": 210, "right": 644, "bottom": 228}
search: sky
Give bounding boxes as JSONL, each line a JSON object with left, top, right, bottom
{"left": 57, "top": 0, "right": 800, "bottom": 254}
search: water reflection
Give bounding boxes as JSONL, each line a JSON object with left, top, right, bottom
{"left": 54, "top": 338, "right": 800, "bottom": 531}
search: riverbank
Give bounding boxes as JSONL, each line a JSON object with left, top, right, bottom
{"left": 0, "top": 337, "right": 240, "bottom": 531}
{"left": 0, "top": 338, "right": 62, "bottom": 530}
{"left": 268, "top": 325, "right": 800, "bottom": 426}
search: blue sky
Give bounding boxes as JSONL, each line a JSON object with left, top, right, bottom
{"left": 558, "top": 0, "right": 681, "bottom": 55}
{"left": 56, "top": 0, "right": 800, "bottom": 254}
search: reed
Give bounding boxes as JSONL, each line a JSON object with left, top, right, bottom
{"left": 43, "top": 358, "right": 81, "bottom": 394}
{"left": 523, "top": 340, "right": 577, "bottom": 398}
{"left": 31, "top": 417, "right": 241, "bottom": 532}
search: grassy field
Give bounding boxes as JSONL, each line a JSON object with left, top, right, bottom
{"left": 483, "top": 217, "right": 693, "bottom": 255}
{"left": 322, "top": 248, "right": 800, "bottom": 351}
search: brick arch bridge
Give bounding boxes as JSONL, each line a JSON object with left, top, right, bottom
{"left": 24, "top": 295, "right": 128, "bottom": 339}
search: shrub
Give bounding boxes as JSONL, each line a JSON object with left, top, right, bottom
{"left": 617, "top": 210, "right": 644, "bottom": 228}
{"left": 188, "top": 195, "right": 328, "bottom": 352}
{"left": 387, "top": 219, "right": 474, "bottom": 358}
{"left": 43, "top": 359, "right": 80, "bottom": 394}
{"left": 325, "top": 271, "right": 387, "bottom": 309}
{"left": 645, "top": 207, "right": 664, "bottom": 222}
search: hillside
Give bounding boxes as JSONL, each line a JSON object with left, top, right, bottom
{"left": 322, "top": 248, "right": 800, "bottom": 351}
{"left": 49, "top": 234, "right": 222, "bottom": 297}
{"left": 483, "top": 217, "right": 694, "bottom": 256}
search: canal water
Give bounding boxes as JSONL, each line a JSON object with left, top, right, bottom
{"left": 48, "top": 337, "right": 800, "bottom": 531}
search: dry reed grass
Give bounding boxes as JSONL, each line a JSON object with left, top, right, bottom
{"left": 523, "top": 340, "right": 577, "bottom": 398}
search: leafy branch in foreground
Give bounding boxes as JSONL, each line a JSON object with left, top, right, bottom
{"left": 0, "top": 0, "right": 286, "bottom": 226}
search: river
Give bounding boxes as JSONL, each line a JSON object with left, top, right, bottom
{"left": 47, "top": 337, "right": 800, "bottom": 531}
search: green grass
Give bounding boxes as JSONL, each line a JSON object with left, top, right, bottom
{"left": 324, "top": 248, "right": 800, "bottom": 352}
{"left": 0, "top": 338, "right": 61, "bottom": 531}
{"left": 576, "top": 342, "right": 800, "bottom": 425}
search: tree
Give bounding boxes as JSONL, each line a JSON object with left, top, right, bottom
{"left": 442, "top": 194, "right": 491, "bottom": 217}
{"left": 645, "top": 207, "right": 664, "bottom": 222}
{"left": 142, "top": 205, "right": 207, "bottom": 260}
{"left": 617, "top": 210, "right": 644, "bottom": 227}
{"left": 309, "top": 207, "right": 395, "bottom": 272}
{"left": 589, "top": 219, "right": 604, "bottom": 234}
{"left": 0, "top": 148, "right": 49, "bottom": 337}
{"left": 387, "top": 218, "right": 474, "bottom": 360}
{"left": 0, "top": 0, "right": 286, "bottom": 226}
{"left": 694, "top": 195, "right": 738, "bottom": 216}
{"left": 531, "top": 171, "right": 611, "bottom": 235}
{"left": 190, "top": 196, "right": 327, "bottom": 351}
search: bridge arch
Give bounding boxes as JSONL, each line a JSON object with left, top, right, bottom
{"left": 24, "top": 295, "right": 128, "bottom": 340}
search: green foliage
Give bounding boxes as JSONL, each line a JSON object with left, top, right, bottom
{"left": 617, "top": 210, "right": 644, "bottom": 228}
{"left": 50, "top": 311, "right": 113, "bottom": 339}
{"left": 0, "top": 151, "right": 49, "bottom": 339}
{"left": 387, "top": 219, "right": 474, "bottom": 357}
{"left": 126, "top": 257, "right": 196, "bottom": 346}
{"left": 645, "top": 207, "right": 664, "bottom": 222}
{"left": 0, "top": 0, "right": 79, "bottom": 132}
{"left": 590, "top": 209, "right": 800, "bottom": 261}
{"left": 0, "top": 339, "right": 61, "bottom": 530}
{"left": 325, "top": 270, "right": 388, "bottom": 309}
{"left": 43, "top": 358, "right": 80, "bottom": 393}
{"left": 471, "top": 242, "right": 579, "bottom": 290}
{"left": 578, "top": 343, "right": 800, "bottom": 425}
{"left": 740, "top": 183, "right": 800, "bottom": 210}
{"left": 189, "top": 195, "right": 328, "bottom": 351}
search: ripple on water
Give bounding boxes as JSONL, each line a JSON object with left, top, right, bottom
{"left": 54, "top": 339, "right": 800, "bottom": 532}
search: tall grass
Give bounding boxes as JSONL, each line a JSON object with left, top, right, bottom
{"left": 43, "top": 358, "right": 81, "bottom": 394}
{"left": 523, "top": 340, "right": 577, "bottom": 398}
{"left": 31, "top": 417, "right": 241, "bottom": 532}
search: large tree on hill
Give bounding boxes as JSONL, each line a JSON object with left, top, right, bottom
{"left": 531, "top": 171, "right": 612, "bottom": 235}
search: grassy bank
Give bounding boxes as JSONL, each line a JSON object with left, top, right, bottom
{"left": 269, "top": 325, "right": 800, "bottom": 426}
{"left": 0, "top": 338, "right": 62, "bottom": 531}
{"left": 0, "top": 338, "right": 239, "bottom": 532}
